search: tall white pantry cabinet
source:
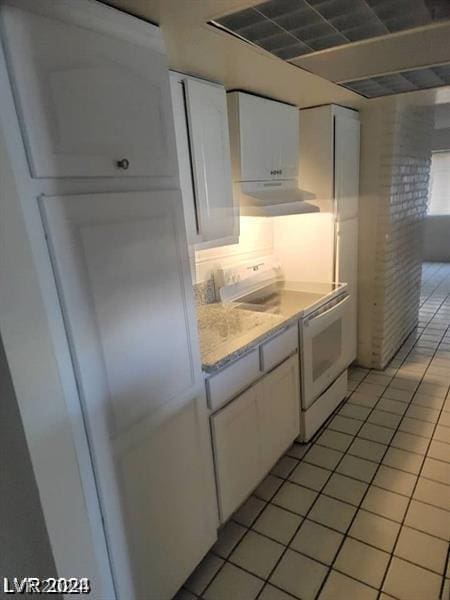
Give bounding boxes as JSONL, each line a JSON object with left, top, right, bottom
{"left": 299, "top": 105, "right": 360, "bottom": 365}
{"left": 0, "top": 1, "right": 217, "bottom": 599}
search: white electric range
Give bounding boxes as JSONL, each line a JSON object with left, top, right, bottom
{"left": 216, "top": 258, "right": 352, "bottom": 440}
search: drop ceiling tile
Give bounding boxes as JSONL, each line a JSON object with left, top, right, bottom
{"left": 432, "top": 64, "right": 450, "bottom": 84}
{"left": 341, "top": 62, "right": 450, "bottom": 97}
{"left": 368, "top": 0, "right": 429, "bottom": 22}
{"left": 292, "top": 21, "right": 336, "bottom": 42}
{"left": 308, "top": 33, "right": 348, "bottom": 50}
{"left": 239, "top": 20, "right": 282, "bottom": 42}
{"left": 385, "top": 13, "right": 432, "bottom": 32}
{"left": 402, "top": 69, "right": 443, "bottom": 87}
{"left": 344, "top": 23, "right": 386, "bottom": 41}
{"left": 330, "top": 10, "right": 379, "bottom": 32}
{"left": 313, "top": 0, "right": 365, "bottom": 20}
{"left": 430, "top": 0, "right": 450, "bottom": 19}
{"left": 273, "top": 42, "right": 311, "bottom": 58}
{"left": 257, "top": 0, "right": 308, "bottom": 19}
{"left": 257, "top": 31, "right": 298, "bottom": 51}
{"left": 218, "top": 8, "right": 264, "bottom": 31}
{"left": 274, "top": 7, "right": 321, "bottom": 30}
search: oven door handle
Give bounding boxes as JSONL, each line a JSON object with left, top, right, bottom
{"left": 304, "top": 293, "right": 350, "bottom": 327}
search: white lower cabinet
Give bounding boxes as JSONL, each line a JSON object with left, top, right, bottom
{"left": 211, "top": 384, "right": 264, "bottom": 523}
{"left": 260, "top": 355, "right": 300, "bottom": 470}
{"left": 211, "top": 354, "right": 300, "bottom": 522}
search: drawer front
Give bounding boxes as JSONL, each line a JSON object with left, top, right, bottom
{"left": 206, "top": 350, "right": 260, "bottom": 411}
{"left": 260, "top": 324, "right": 298, "bottom": 372}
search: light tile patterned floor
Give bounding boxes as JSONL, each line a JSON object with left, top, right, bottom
{"left": 177, "top": 263, "right": 450, "bottom": 600}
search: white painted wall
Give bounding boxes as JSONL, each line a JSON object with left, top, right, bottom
{"left": 0, "top": 335, "right": 58, "bottom": 586}
{"left": 194, "top": 216, "right": 274, "bottom": 283}
{"left": 194, "top": 213, "right": 336, "bottom": 291}
{"left": 273, "top": 213, "right": 335, "bottom": 283}
{"left": 358, "top": 98, "right": 433, "bottom": 369}
{"left": 423, "top": 215, "right": 450, "bottom": 262}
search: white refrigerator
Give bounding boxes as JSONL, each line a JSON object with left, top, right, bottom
{"left": 334, "top": 109, "right": 360, "bottom": 365}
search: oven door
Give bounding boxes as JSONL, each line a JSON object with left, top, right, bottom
{"left": 301, "top": 293, "right": 351, "bottom": 409}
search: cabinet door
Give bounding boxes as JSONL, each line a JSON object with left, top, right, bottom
{"left": 259, "top": 355, "right": 300, "bottom": 471}
{"left": 336, "top": 217, "right": 358, "bottom": 297}
{"left": 335, "top": 114, "right": 360, "bottom": 220}
{"left": 299, "top": 106, "right": 334, "bottom": 211}
{"left": 336, "top": 218, "right": 358, "bottom": 364}
{"left": 40, "top": 190, "right": 217, "bottom": 599}
{"left": 275, "top": 103, "right": 299, "bottom": 179}
{"left": 170, "top": 75, "right": 202, "bottom": 246}
{"left": 184, "top": 78, "right": 237, "bottom": 242}
{"left": 1, "top": 5, "right": 177, "bottom": 178}
{"left": 236, "top": 93, "right": 298, "bottom": 181}
{"left": 238, "top": 93, "right": 277, "bottom": 181}
{"left": 211, "top": 385, "right": 263, "bottom": 522}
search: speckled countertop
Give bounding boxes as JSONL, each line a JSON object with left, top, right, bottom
{"left": 197, "top": 303, "right": 290, "bottom": 373}
{"left": 196, "top": 281, "right": 347, "bottom": 373}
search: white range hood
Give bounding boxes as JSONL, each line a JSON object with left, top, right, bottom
{"left": 227, "top": 91, "right": 318, "bottom": 217}
{"left": 238, "top": 180, "right": 318, "bottom": 217}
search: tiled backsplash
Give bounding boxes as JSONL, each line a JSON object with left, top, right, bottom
{"left": 358, "top": 99, "right": 433, "bottom": 369}
{"left": 193, "top": 279, "right": 216, "bottom": 305}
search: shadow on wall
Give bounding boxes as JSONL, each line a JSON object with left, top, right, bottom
{"left": 423, "top": 214, "right": 450, "bottom": 262}
{"left": 0, "top": 334, "right": 59, "bottom": 587}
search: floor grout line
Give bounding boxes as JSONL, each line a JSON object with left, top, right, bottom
{"left": 375, "top": 322, "right": 450, "bottom": 599}
{"left": 250, "top": 367, "right": 379, "bottom": 600}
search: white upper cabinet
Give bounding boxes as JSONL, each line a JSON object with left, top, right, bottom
{"left": 275, "top": 101, "right": 300, "bottom": 179}
{"left": 185, "top": 78, "right": 236, "bottom": 241}
{"left": 0, "top": 5, "right": 177, "bottom": 178}
{"left": 228, "top": 92, "right": 299, "bottom": 182}
{"left": 299, "top": 105, "right": 360, "bottom": 217}
{"left": 170, "top": 72, "right": 238, "bottom": 247}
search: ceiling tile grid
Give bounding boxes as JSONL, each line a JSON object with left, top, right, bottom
{"left": 342, "top": 63, "right": 450, "bottom": 97}
{"left": 211, "top": 1, "right": 450, "bottom": 97}
{"left": 213, "top": 0, "right": 450, "bottom": 60}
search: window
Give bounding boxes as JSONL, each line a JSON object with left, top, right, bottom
{"left": 428, "top": 151, "right": 450, "bottom": 215}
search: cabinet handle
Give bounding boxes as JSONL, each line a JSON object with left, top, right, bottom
{"left": 270, "top": 169, "right": 282, "bottom": 175}
{"left": 116, "top": 158, "right": 130, "bottom": 170}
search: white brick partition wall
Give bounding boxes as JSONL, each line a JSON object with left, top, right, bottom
{"left": 358, "top": 98, "right": 433, "bottom": 369}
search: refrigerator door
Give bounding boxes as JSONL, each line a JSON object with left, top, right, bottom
{"left": 335, "top": 113, "right": 360, "bottom": 221}
{"left": 40, "top": 190, "right": 217, "bottom": 600}
{"left": 336, "top": 218, "right": 358, "bottom": 296}
{"left": 336, "top": 217, "right": 358, "bottom": 365}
